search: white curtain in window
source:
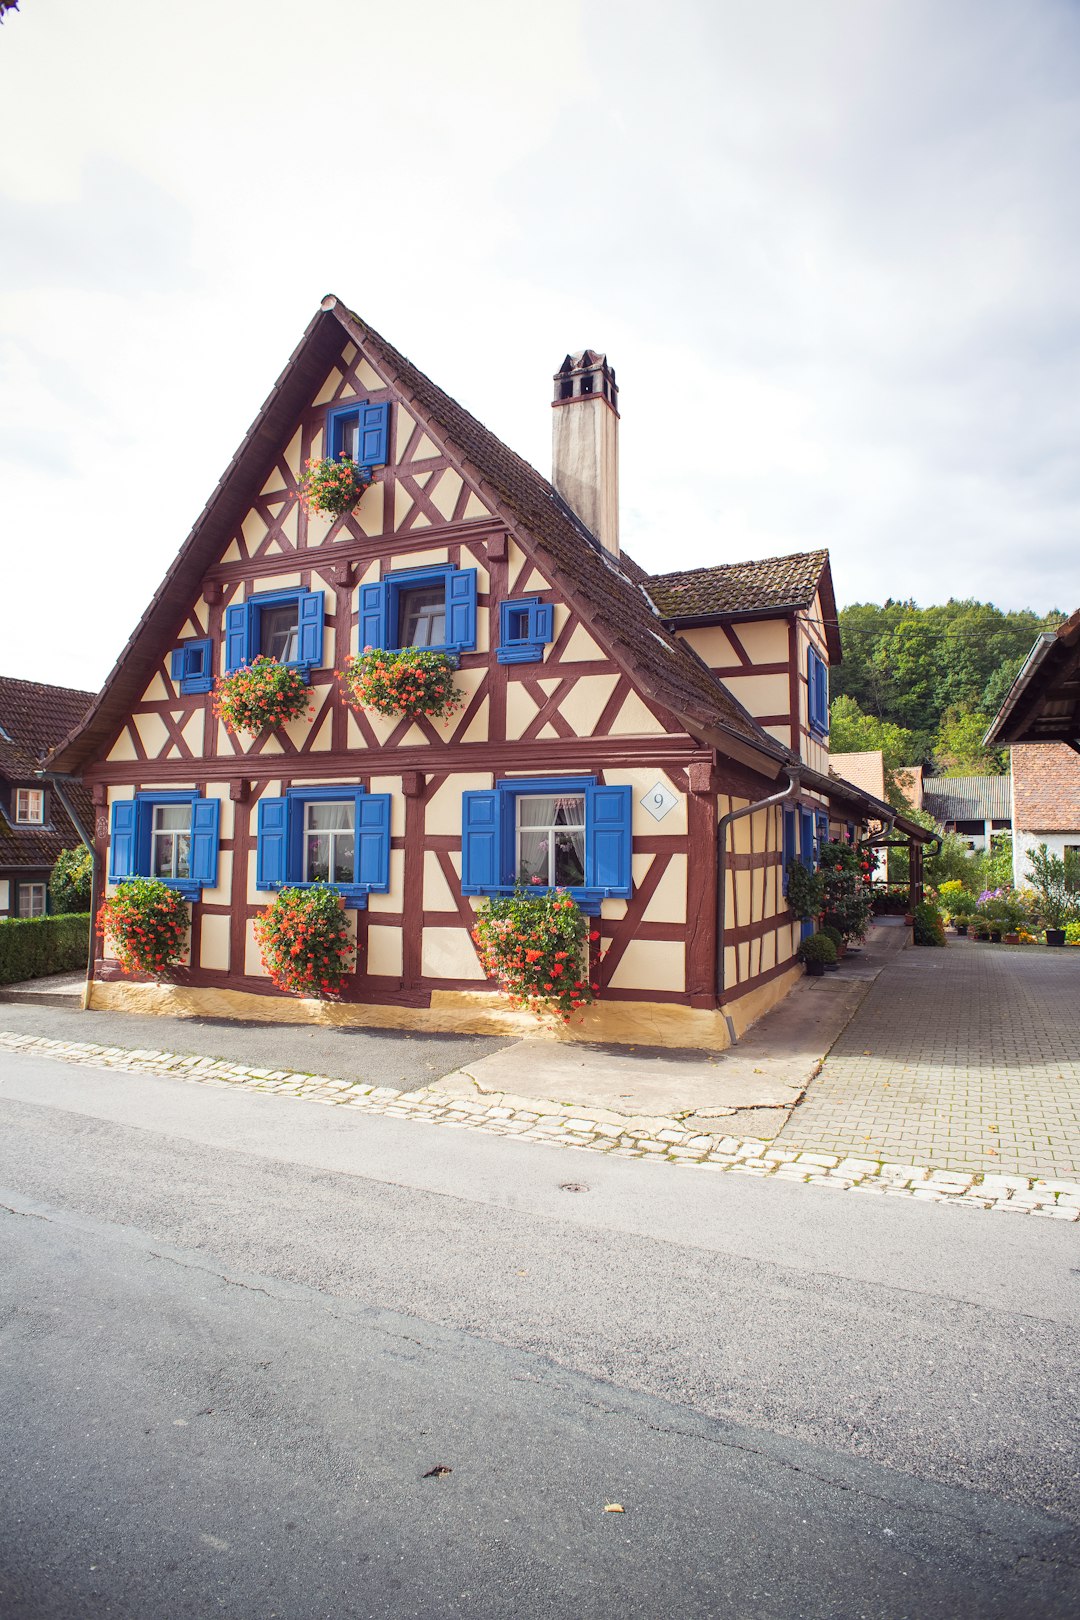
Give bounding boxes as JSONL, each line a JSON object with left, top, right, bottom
{"left": 516, "top": 795, "right": 585, "bottom": 885}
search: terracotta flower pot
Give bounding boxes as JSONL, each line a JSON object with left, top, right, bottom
{"left": 1003, "top": 932, "right": 1020, "bottom": 945}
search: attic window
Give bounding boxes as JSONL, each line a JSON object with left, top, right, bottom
{"left": 559, "top": 378, "right": 573, "bottom": 400}
{"left": 15, "top": 788, "right": 44, "bottom": 825}
{"left": 580, "top": 375, "right": 593, "bottom": 394}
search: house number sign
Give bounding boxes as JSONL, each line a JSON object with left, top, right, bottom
{"left": 640, "top": 782, "right": 679, "bottom": 821}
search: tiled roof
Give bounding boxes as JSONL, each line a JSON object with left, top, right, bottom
{"left": 922, "top": 775, "right": 1013, "bottom": 825}
{"left": 829, "top": 751, "right": 886, "bottom": 801}
{"left": 1011, "top": 744, "right": 1080, "bottom": 833}
{"left": 647, "top": 551, "right": 829, "bottom": 617}
{"left": 0, "top": 676, "right": 94, "bottom": 778}
{"left": 0, "top": 676, "right": 95, "bottom": 874}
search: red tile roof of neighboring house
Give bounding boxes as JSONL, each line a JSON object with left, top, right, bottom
{"left": 829, "top": 750, "right": 886, "bottom": 801}
{"left": 0, "top": 676, "right": 95, "bottom": 872}
{"left": 1010, "top": 744, "right": 1080, "bottom": 833}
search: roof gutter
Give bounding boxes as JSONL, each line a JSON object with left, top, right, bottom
{"left": 716, "top": 765, "right": 801, "bottom": 1008}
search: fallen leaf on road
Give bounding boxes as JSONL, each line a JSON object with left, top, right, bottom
{"left": 423, "top": 1465, "right": 452, "bottom": 1479}
{"left": 603, "top": 1504, "right": 625, "bottom": 1513}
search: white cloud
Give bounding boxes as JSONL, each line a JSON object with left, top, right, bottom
{"left": 1, "top": 0, "right": 1078, "bottom": 692}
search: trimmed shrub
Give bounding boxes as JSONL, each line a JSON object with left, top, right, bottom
{"left": 796, "top": 932, "right": 837, "bottom": 965}
{"left": 0, "top": 912, "right": 90, "bottom": 985}
{"left": 912, "top": 901, "right": 946, "bottom": 946}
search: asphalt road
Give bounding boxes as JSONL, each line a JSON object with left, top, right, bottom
{"left": 2, "top": 1049, "right": 1079, "bottom": 1619}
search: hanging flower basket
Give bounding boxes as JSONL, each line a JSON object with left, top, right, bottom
{"left": 471, "top": 887, "right": 597, "bottom": 1021}
{"left": 299, "top": 455, "right": 375, "bottom": 519}
{"left": 253, "top": 885, "right": 357, "bottom": 998}
{"left": 213, "top": 656, "right": 313, "bottom": 734}
{"left": 97, "top": 878, "right": 189, "bottom": 978}
{"left": 338, "top": 648, "right": 465, "bottom": 722}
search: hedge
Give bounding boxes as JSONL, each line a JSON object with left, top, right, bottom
{"left": 0, "top": 912, "right": 90, "bottom": 986}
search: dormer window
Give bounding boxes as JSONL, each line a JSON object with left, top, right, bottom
{"left": 15, "top": 788, "right": 44, "bottom": 825}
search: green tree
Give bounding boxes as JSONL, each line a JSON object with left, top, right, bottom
{"left": 933, "top": 706, "right": 1008, "bottom": 776}
{"left": 829, "top": 695, "right": 918, "bottom": 809}
{"left": 49, "top": 846, "right": 93, "bottom": 913}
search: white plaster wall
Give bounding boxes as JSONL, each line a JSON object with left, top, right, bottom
{"left": 1013, "top": 830, "right": 1080, "bottom": 889}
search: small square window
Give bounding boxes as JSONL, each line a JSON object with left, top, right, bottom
{"left": 497, "top": 597, "right": 554, "bottom": 665}
{"left": 170, "top": 639, "right": 213, "bottom": 694}
{"left": 327, "top": 400, "right": 391, "bottom": 467}
{"left": 18, "top": 882, "right": 46, "bottom": 918}
{"left": 224, "top": 590, "right": 324, "bottom": 675}
{"left": 15, "top": 789, "right": 45, "bottom": 825}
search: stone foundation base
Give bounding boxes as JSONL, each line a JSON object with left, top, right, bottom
{"left": 84, "top": 966, "right": 802, "bottom": 1051}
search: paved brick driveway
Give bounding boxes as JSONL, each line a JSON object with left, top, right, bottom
{"left": 776, "top": 937, "right": 1080, "bottom": 1177}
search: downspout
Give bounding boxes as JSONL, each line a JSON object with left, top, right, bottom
{"left": 716, "top": 765, "right": 802, "bottom": 1011}
{"left": 39, "top": 771, "right": 100, "bottom": 1011}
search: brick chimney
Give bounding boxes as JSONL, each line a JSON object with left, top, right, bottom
{"left": 551, "top": 350, "right": 620, "bottom": 557}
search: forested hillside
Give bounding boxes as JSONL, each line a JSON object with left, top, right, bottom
{"left": 830, "top": 599, "right": 1066, "bottom": 778}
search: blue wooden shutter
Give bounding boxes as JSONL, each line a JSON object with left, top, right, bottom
{"left": 256, "top": 797, "right": 288, "bottom": 889}
{"left": 297, "top": 590, "right": 324, "bottom": 668}
{"left": 817, "top": 656, "right": 829, "bottom": 733}
{"left": 225, "top": 603, "right": 249, "bottom": 672}
{"left": 532, "top": 602, "right": 554, "bottom": 643}
{"left": 358, "top": 582, "right": 386, "bottom": 651}
{"left": 799, "top": 808, "right": 815, "bottom": 869}
{"left": 358, "top": 401, "right": 390, "bottom": 466}
{"left": 189, "top": 797, "right": 220, "bottom": 889}
{"left": 355, "top": 793, "right": 391, "bottom": 890}
{"left": 461, "top": 791, "right": 500, "bottom": 893}
{"left": 447, "top": 568, "right": 477, "bottom": 649}
{"left": 170, "top": 648, "right": 187, "bottom": 683}
{"left": 586, "top": 784, "right": 632, "bottom": 896}
{"left": 782, "top": 807, "right": 796, "bottom": 896}
{"left": 109, "top": 800, "right": 138, "bottom": 880}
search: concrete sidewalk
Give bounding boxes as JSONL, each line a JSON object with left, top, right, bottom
{"left": 0, "top": 926, "right": 905, "bottom": 1132}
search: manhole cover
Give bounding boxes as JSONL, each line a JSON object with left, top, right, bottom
{"left": 559, "top": 1182, "right": 589, "bottom": 1193}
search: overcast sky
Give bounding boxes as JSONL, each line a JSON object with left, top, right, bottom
{"left": 2, "top": 0, "right": 1078, "bottom": 693}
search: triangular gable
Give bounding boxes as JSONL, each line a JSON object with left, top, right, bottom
{"left": 50, "top": 296, "right": 789, "bottom": 778}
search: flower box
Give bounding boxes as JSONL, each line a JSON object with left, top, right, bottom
{"left": 338, "top": 648, "right": 464, "bottom": 722}
{"left": 213, "top": 657, "right": 313, "bottom": 735}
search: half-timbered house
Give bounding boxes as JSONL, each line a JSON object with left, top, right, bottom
{"left": 47, "top": 296, "right": 912, "bottom": 1045}
{"left": 1, "top": 676, "right": 93, "bottom": 919}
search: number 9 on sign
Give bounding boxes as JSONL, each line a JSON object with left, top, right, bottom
{"left": 640, "top": 782, "right": 678, "bottom": 822}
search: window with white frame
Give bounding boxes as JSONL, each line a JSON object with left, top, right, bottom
{"left": 151, "top": 804, "right": 193, "bottom": 880}
{"left": 15, "top": 788, "right": 44, "bottom": 825}
{"left": 18, "top": 883, "right": 46, "bottom": 918}
{"left": 260, "top": 602, "right": 301, "bottom": 662}
{"left": 515, "top": 793, "right": 586, "bottom": 887}
{"left": 303, "top": 800, "right": 355, "bottom": 884}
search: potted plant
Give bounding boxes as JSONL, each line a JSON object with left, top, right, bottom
{"left": 471, "top": 886, "right": 596, "bottom": 1021}
{"left": 796, "top": 932, "right": 837, "bottom": 977}
{"left": 298, "top": 454, "right": 376, "bottom": 519}
{"left": 912, "top": 900, "right": 946, "bottom": 947}
{"left": 338, "top": 647, "right": 465, "bottom": 723}
{"left": 96, "top": 877, "right": 190, "bottom": 978}
{"left": 1024, "top": 844, "right": 1078, "bottom": 946}
{"left": 819, "top": 923, "right": 844, "bottom": 968}
{"left": 818, "top": 841, "right": 873, "bottom": 944}
{"left": 213, "top": 656, "right": 313, "bottom": 735}
{"left": 946, "top": 891, "right": 976, "bottom": 936}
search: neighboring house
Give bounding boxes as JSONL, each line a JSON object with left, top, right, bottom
{"left": 828, "top": 751, "right": 889, "bottom": 881}
{"left": 920, "top": 775, "right": 1012, "bottom": 853}
{"left": 0, "top": 677, "right": 94, "bottom": 918}
{"left": 47, "top": 296, "right": 928, "bottom": 1045}
{"left": 984, "top": 608, "right": 1080, "bottom": 888}
{"left": 1007, "top": 746, "right": 1080, "bottom": 888}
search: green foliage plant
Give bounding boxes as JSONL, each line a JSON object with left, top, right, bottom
{"left": 471, "top": 887, "right": 595, "bottom": 1021}
{"left": 818, "top": 840, "right": 873, "bottom": 941}
{"left": 797, "top": 933, "right": 837, "bottom": 966}
{"left": 785, "top": 860, "right": 825, "bottom": 922}
{"left": 299, "top": 455, "right": 375, "bottom": 519}
{"left": 213, "top": 656, "right": 313, "bottom": 734}
{"left": 0, "top": 913, "right": 90, "bottom": 985}
{"left": 97, "top": 879, "right": 189, "bottom": 977}
{"left": 912, "top": 900, "right": 946, "bottom": 946}
{"left": 50, "top": 845, "right": 93, "bottom": 912}
{"left": 1024, "top": 843, "right": 1080, "bottom": 931}
{"left": 253, "top": 885, "right": 356, "bottom": 998}
{"left": 338, "top": 648, "right": 464, "bottom": 722}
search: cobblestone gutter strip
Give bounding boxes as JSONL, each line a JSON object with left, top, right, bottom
{"left": 3, "top": 1031, "right": 1079, "bottom": 1220}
